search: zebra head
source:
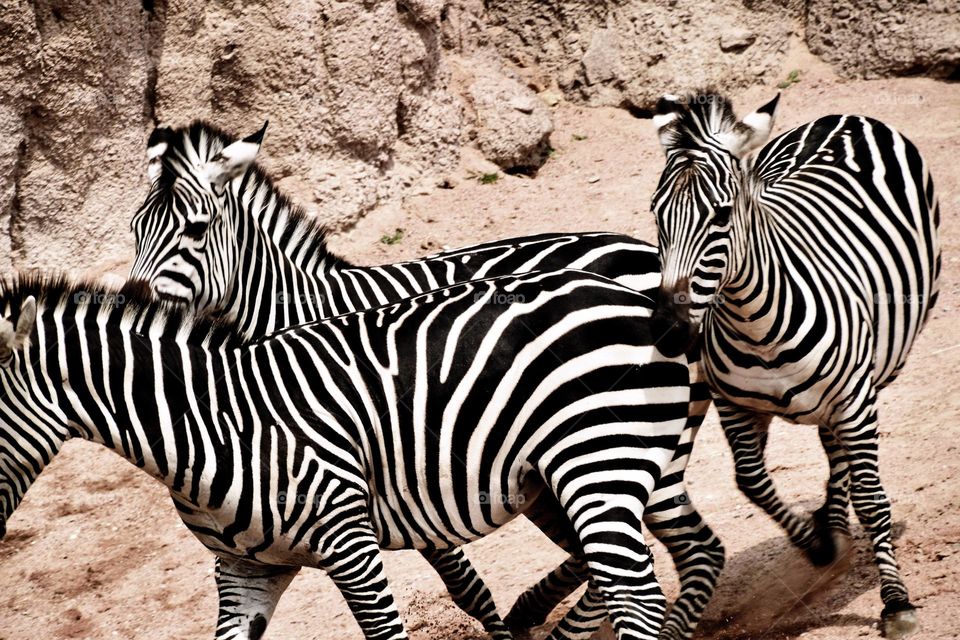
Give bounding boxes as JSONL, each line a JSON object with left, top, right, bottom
{"left": 0, "top": 295, "right": 52, "bottom": 540}
{"left": 129, "top": 121, "right": 268, "bottom": 312}
{"left": 650, "top": 90, "right": 779, "bottom": 352}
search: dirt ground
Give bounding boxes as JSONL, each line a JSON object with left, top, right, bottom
{"left": 0, "top": 58, "right": 958, "bottom": 639}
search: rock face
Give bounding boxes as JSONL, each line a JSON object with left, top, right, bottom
{"left": 806, "top": 0, "right": 960, "bottom": 79}
{"left": 0, "top": 0, "right": 954, "bottom": 273}
{"left": 481, "top": 0, "right": 795, "bottom": 111}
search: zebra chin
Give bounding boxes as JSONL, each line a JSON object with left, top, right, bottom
{"left": 652, "top": 287, "right": 700, "bottom": 358}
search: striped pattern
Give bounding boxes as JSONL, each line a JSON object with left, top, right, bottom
{"left": 129, "top": 122, "right": 725, "bottom": 639}
{"left": 0, "top": 273, "right": 692, "bottom": 639}
{"left": 652, "top": 90, "right": 940, "bottom": 635}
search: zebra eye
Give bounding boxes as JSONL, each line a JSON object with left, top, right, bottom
{"left": 712, "top": 204, "right": 732, "bottom": 226}
{"left": 183, "top": 221, "right": 209, "bottom": 239}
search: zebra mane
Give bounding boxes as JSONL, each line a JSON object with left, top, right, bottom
{"left": 151, "top": 120, "right": 351, "bottom": 269}
{"left": 0, "top": 273, "right": 247, "bottom": 348}
{"left": 655, "top": 89, "right": 747, "bottom": 151}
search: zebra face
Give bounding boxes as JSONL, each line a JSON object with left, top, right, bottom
{"left": 652, "top": 148, "right": 739, "bottom": 329}
{"left": 130, "top": 123, "right": 267, "bottom": 313}
{"left": 649, "top": 91, "right": 780, "bottom": 339}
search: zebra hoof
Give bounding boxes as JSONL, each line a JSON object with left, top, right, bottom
{"left": 881, "top": 603, "right": 918, "bottom": 639}
{"left": 803, "top": 507, "right": 850, "bottom": 568}
{"left": 503, "top": 604, "right": 548, "bottom": 631}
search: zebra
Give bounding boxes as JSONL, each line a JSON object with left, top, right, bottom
{"left": 648, "top": 89, "right": 940, "bottom": 639}
{"left": 128, "top": 121, "right": 723, "bottom": 639}
{"left": 0, "top": 271, "right": 695, "bottom": 640}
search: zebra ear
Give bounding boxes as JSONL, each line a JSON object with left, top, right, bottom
{"left": 653, "top": 94, "right": 684, "bottom": 152}
{"left": 204, "top": 121, "right": 269, "bottom": 192}
{"left": 726, "top": 93, "right": 780, "bottom": 158}
{"left": 0, "top": 296, "right": 36, "bottom": 365}
{"left": 146, "top": 126, "right": 174, "bottom": 183}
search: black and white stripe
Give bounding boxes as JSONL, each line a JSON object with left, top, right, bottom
{"left": 129, "top": 122, "right": 724, "bottom": 639}
{"left": 650, "top": 90, "right": 940, "bottom": 639}
{"left": 1, "top": 272, "right": 693, "bottom": 639}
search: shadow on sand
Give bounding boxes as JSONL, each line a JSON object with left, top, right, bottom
{"left": 691, "top": 521, "right": 907, "bottom": 639}
{"left": 516, "top": 520, "right": 906, "bottom": 640}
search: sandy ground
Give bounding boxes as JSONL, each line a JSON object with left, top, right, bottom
{"left": 1, "top": 58, "right": 958, "bottom": 639}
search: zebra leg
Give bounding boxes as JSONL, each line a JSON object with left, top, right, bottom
{"left": 808, "top": 425, "right": 854, "bottom": 566}
{"left": 717, "top": 400, "right": 823, "bottom": 554}
{"left": 214, "top": 556, "right": 299, "bottom": 640}
{"left": 544, "top": 581, "right": 607, "bottom": 640}
{"left": 504, "top": 556, "right": 587, "bottom": 631}
{"left": 419, "top": 547, "right": 512, "bottom": 639}
{"left": 644, "top": 478, "right": 725, "bottom": 640}
{"left": 578, "top": 502, "right": 665, "bottom": 640}
{"left": 833, "top": 407, "right": 916, "bottom": 639}
{"left": 323, "top": 530, "right": 409, "bottom": 640}
{"left": 505, "top": 488, "right": 587, "bottom": 631}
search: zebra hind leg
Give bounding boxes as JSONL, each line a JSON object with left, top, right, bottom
{"left": 544, "top": 581, "right": 607, "bottom": 640}
{"left": 419, "top": 547, "right": 512, "bottom": 639}
{"left": 644, "top": 476, "right": 725, "bottom": 640}
{"left": 834, "top": 408, "right": 917, "bottom": 639}
{"left": 214, "top": 556, "right": 300, "bottom": 640}
{"left": 505, "top": 487, "right": 588, "bottom": 631}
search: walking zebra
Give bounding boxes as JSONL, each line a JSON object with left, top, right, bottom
{"left": 0, "top": 272, "right": 695, "bottom": 640}
{"left": 129, "top": 121, "right": 723, "bottom": 639}
{"left": 649, "top": 90, "right": 940, "bottom": 639}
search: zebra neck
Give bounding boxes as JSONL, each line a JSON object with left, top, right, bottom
{"left": 33, "top": 312, "right": 226, "bottom": 500}
{"left": 226, "top": 185, "right": 347, "bottom": 336}
{"left": 715, "top": 202, "right": 801, "bottom": 344}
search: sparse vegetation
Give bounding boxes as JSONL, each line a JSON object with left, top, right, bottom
{"left": 478, "top": 172, "right": 499, "bottom": 185}
{"left": 778, "top": 69, "right": 801, "bottom": 90}
{"left": 572, "top": 133, "right": 588, "bottom": 141}
{"left": 380, "top": 228, "right": 404, "bottom": 245}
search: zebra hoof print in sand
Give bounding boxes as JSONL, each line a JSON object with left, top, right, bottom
{"left": 129, "top": 121, "right": 724, "bottom": 639}
{"left": 651, "top": 89, "right": 940, "bottom": 634}
{"left": 0, "top": 272, "right": 698, "bottom": 640}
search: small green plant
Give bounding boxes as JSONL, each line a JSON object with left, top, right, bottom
{"left": 777, "top": 69, "right": 801, "bottom": 90}
{"left": 380, "top": 228, "right": 404, "bottom": 245}
{"left": 478, "top": 172, "right": 499, "bottom": 185}
{"left": 545, "top": 146, "right": 557, "bottom": 158}
{"left": 572, "top": 133, "right": 588, "bottom": 141}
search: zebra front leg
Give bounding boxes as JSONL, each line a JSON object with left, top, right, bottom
{"left": 833, "top": 407, "right": 916, "bottom": 639}
{"left": 323, "top": 529, "right": 409, "bottom": 640}
{"left": 420, "top": 547, "right": 512, "bottom": 639}
{"left": 214, "top": 556, "right": 299, "bottom": 640}
{"left": 717, "top": 400, "right": 823, "bottom": 554}
{"left": 644, "top": 476, "right": 724, "bottom": 640}
{"left": 808, "top": 425, "right": 853, "bottom": 566}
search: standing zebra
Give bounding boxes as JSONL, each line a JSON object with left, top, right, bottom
{"left": 0, "top": 272, "right": 695, "bottom": 640}
{"left": 649, "top": 90, "right": 940, "bottom": 639}
{"left": 129, "top": 121, "right": 723, "bottom": 639}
